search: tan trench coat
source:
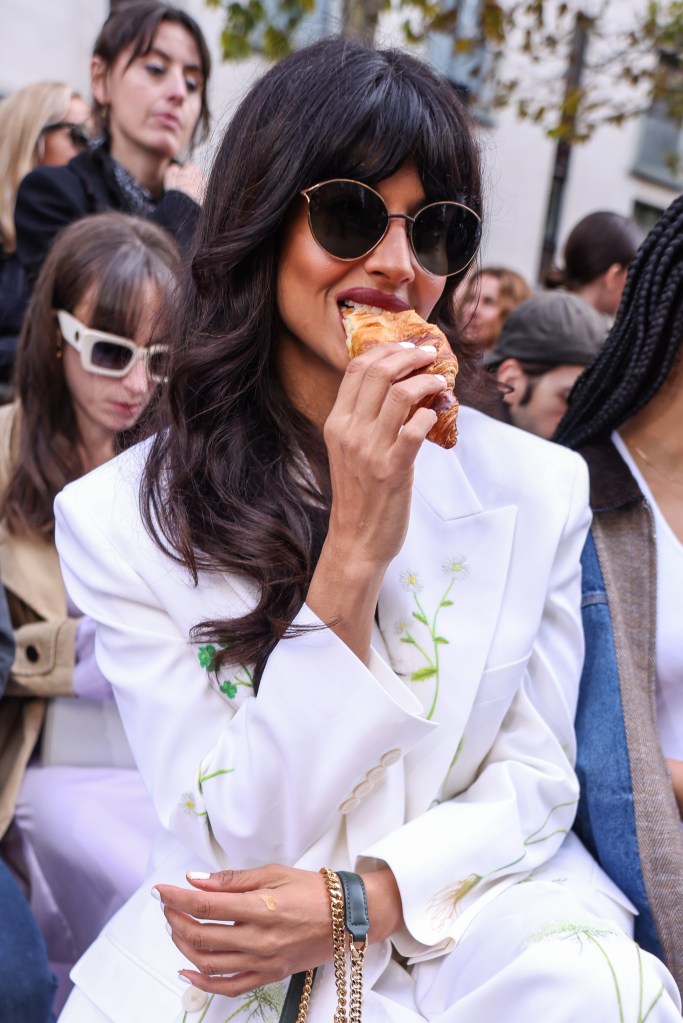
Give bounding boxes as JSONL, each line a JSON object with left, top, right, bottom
{"left": 0, "top": 402, "right": 78, "bottom": 837}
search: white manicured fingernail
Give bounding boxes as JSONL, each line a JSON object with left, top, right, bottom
{"left": 398, "top": 341, "right": 415, "bottom": 349}
{"left": 178, "top": 973, "right": 191, "bottom": 984}
{"left": 151, "top": 887, "right": 161, "bottom": 901}
{"left": 187, "top": 871, "right": 211, "bottom": 880}
{"left": 434, "top": 374, "right": 447, "bottom": 386}
{"left": 420, "top": 344, "right": 437, "bottom": 353}
{"left": 166, "top": 922, "right": 173, "bottom": 936}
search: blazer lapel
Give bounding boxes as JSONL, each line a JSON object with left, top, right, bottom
{"left": 377, "top": 439, "right": 517, "bottom": 818}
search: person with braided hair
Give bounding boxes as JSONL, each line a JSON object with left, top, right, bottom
{"left": 555, "top": 193, "right": 683, "bottom": 996}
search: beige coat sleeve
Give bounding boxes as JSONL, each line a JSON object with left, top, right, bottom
{"left": 5, "top": 616, "right": 79, "bottom": 698}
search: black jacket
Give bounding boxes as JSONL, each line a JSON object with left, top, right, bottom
{"left": 14, "top": 143, "right": 200, "bottom": 288}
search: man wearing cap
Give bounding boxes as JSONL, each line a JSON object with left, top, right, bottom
{"left": 485, "top": 290, "right": 607, "bottom": 439}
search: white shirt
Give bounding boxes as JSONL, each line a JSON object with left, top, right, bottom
{"left": 613, "top": 433, "right": 683, "bottom": 761}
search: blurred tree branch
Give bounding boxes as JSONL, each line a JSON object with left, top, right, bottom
{"left": 205, "top": 0, "right": 683, "bottom": 141}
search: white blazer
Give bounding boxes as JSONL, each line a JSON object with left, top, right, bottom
{"left": 54, "top": 407, "right": 624, "bottom": 1023}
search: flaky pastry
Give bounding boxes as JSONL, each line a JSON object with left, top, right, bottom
{"left": 342, "top": 305, "right": 459, "bottom": 448}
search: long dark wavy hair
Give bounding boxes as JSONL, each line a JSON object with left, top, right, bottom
{"left": 3, "top": 212, "right": 181, "bottom": 536}
{"left": 554, "top": 194, "right": 683, "bottom": 449}
{"left": 141, "top": 36, "right": 484, "bottom": 689}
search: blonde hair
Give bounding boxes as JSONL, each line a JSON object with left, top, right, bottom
{"left": 0, "top": 82, "right": 76, "bottom": 253}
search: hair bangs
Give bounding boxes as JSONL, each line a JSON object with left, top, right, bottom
{"left": 87, "top": 253, "right": 176, "bottom": 342}
{"left": 294, "top": 48, "right": 480, "bottom": 209}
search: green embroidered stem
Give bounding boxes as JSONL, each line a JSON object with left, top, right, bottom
{"left": 398, "top": 561, "right": 467, "bottom": 720}
{"left": 483, "top": 850, "right": 527, "bottom": 877}
{"left": 437, "top": 736, "right": 465, "bottom": 803}
{"left": 642, "top": 985, "right": 665, "bottom": 1022}
{"left": 196, "top": 994, "right": 215, "bottom": 1023}
{"left": 586, "top": 934, "right": 625, "bottom": 1023}
{"left": 219, "top": 983, "right": 287, "bottom": 1023}
{"left": 425, "top": 587, "right": 445, "bottom": 720}
{"left": 434, "top": 799, "right": 577, "bottom": 920}
{"left": 199, "top": 768, "right": 235, "bottom": 785}
{"left": 222, "top": 994, "right": 258, "bottom": 1022}
{"left": 400, "top": 630, "right": 435, "bottom": 668}
{"left": 524, "top": 800, "right": 577, "bottom": 844}
{"left": 638, "top": 942, "right": 666, "bottom": 1023}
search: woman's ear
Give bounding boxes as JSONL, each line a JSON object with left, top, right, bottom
{"left": 496, "top": 358, "right": 527, "bottom": 407}
{"left": 604, "top": 262, "right": 628, "bottom": 295}
{"left": 91, "top": 56, "right": 109, "bottom": 106}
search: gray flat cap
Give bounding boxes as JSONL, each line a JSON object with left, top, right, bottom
{"left": 485, "top": 290, "right": 608, "bottom": 369}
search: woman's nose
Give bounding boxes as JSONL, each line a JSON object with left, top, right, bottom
{"left": 122, "top": 356, "right": 152, "bottom": 398}
{"left": 363, "top": 218, "right": 416, "bottom": 284}
{"left": 166, "top": 67, "right": 188, "bottom": 103}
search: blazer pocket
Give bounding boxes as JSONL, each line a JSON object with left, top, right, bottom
{"left": 449, "top": 652, "right": 532, "bottom": 793}
{"left": 473, "top": 650, "right": 532, "bottom": 708}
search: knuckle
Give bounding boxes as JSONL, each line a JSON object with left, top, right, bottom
{"left": 214, "top": 870, "right": 236, "bottom": 888}
{"left": 194, "top": 895, "right": 213, "bottom": 918}
{"left": 365, "top": 361, "right": 390, "bottom": 384}
{"left": 389, "top": 382, "right": 411, "bottom": 404}
{"left": 188, "top": 928, "right": 208, "bottom": 951}
{"left": 198, "top": 956, "right": 215, "bottom": 976}
{"left": 346, "top": 357, "right": 365, "bottom": 375}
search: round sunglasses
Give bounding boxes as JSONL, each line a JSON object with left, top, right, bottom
{"left": 301, "top": 178, "right": 481, "bottom": 277}
{"left": 56, "top": 310, "right": 168, "bottom": 383}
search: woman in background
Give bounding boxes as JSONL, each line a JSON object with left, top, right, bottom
{"left": 0, "top": 212, "right": 180, "bottom": 989}
{"left": 547, "top": 210, "right": 644, "bottom": 321}
{"left": 555, "top": 194, "right": 683, "bottom": 993}
{"left": 456, "top": 265, "right": 531, "bottom": 350}
{"left": 0, "top": 82, "right": 91, "bottom": 397}
{"left": 14, "top": 1, "right": 211, "bottom": 289}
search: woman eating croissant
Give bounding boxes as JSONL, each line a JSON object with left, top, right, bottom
{"left": 53, "top": 37, "right": 681, "bottom": 1023}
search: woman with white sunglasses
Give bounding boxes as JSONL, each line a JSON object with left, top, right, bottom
{"left": 0, "top": 211, "right": 180, "bottom": 1006}
{"left": 55, "top": 39, "right": 680, "bottom": 1023}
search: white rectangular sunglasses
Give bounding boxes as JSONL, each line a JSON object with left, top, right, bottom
{"left": 56, "top": 309, "right": 168, "bottom": 383}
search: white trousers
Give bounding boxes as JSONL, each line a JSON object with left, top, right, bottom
{"left": 58, "top": 872, "right": 681, "bottom": 1023}
{"left": 16, "top": 765, "right": 160, "bottom": 959}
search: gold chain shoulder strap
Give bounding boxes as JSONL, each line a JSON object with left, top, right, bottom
{"left": 289, "top": 869, "right": 370, "bottom": 1023}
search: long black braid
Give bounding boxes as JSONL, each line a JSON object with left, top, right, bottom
{"left": 555, "top": 193, "right": 683, "bottom": 449}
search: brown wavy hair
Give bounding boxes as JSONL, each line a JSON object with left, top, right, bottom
{"left": 3, "top": 212, "right": 181, "bottom": 536}
{"left": 141, "top": 37, "right": 485, "bottom": 690}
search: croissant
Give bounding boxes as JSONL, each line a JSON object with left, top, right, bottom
{"left": 342, "top": 305, "right": 459, "bottom": 448}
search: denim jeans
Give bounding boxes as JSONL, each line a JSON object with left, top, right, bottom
{"left": 0, "top": 857, "right": 57, "bottom": 1022}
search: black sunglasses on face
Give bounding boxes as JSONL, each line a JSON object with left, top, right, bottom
{"left": 301, "top": 178, "right": 481, "bottom": 278}
{"left": 41, "top": 121, "right": 90, "bottom": 149}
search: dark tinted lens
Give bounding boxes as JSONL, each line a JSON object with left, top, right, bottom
{"left": 308, "top": 181, "right": 387, "bottom": 260}
{"left": 412, "top": 203, "right": 481, "bottom": 276}
{"left": 91, "top": 340, "right": 134, "bottom": 372}
{"left": 69, "top": 125, "right": 90, "bottom": 148}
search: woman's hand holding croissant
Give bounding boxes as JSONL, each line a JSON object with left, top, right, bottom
{"left": 307, "top": 341, "right": 441, "bottom": 662}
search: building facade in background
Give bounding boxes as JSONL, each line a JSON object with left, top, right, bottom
{"left": 1, "top": 0, "right": 679, "bottom": 283}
